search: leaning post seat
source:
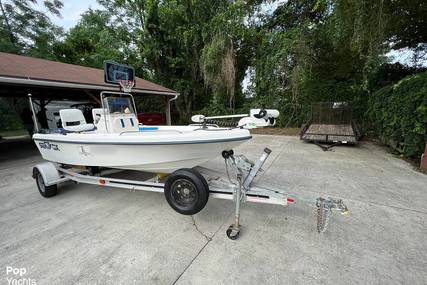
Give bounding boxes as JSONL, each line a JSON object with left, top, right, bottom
{"left": 59, "top": 109, "right": 94, "bottom": 132}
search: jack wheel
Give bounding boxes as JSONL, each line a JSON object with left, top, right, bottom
{"left": 33, "top": 168, "right": 58, "bottom": 198}
{"left": 222, "top": 150, "right": 234, "bottom": 159}
{"left": 164, "top": 168, "right": 209, "bottom": 215}
{"left": 226, "top": 225, "right": 240, "bottom": 240}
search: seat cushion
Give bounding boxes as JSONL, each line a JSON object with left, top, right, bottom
{"left": 64, "top": 123, "right": 95, "bottom": 132}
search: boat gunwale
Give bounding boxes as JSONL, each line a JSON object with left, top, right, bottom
{"left": 33, "top": 135, "right": 253, "bottom": 145}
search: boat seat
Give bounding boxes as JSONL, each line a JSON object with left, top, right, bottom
{"left": 60, "top": 109, "right": 94, "bottom": 132}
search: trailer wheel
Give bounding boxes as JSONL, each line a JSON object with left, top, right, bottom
{"left": 164, "top": 168, "right": 209, "bottom": 215}
{"left": 33, "top": 168, "right": 58, "bottom": 198}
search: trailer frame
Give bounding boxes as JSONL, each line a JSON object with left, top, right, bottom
{"left": 300, "top": 102, "right": 361, "bottom": 151}
{"left": 32, "top": 148, "right": 348, "bottom": 240}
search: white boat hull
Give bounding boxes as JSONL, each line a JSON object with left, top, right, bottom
{"left": 33, "top": 126, "right": 251, "bottom": 173}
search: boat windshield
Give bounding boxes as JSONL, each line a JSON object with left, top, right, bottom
{"left": 103, "top": 95, "right": 136, "bottom": 115}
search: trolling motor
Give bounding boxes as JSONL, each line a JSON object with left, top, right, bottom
{"left": 191, "top": 109, "right": 280, "bottom": 129}
{"left": 238, "top": 109, "right": 280, "bottom": 128}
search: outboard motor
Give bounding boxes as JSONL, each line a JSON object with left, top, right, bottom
{"left": 238, "top": 109, "right": 280, "bottom": 129}
{"left": 250, "top": 109, "right": 280, "bottom": 125}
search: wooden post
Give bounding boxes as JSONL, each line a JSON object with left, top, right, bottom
{"left": 421, "top": 142, "right": 427, "bottom": 170}
{"left": 165, "top": 99, "right": 171, "bottom": 125}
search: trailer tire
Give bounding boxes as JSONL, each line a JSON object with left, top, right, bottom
{"left": 164, "top": 168, "right": 209, "bottom": 215}
{"left": 33, "top": 168, "right": 58, "bottom": 198}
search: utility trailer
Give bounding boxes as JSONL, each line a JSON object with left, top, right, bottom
{"left": 300, "top": 102, "right": 361, "bottom": 151}
{"left": 33, "top": 148, "right": 348, "bottom": 240}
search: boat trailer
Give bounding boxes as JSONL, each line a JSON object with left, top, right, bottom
{"left": 32, "top": 148, "right": 348, "bottom": 240}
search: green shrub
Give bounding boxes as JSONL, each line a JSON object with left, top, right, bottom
{"left": 367, "top": 72, "right": 427, "bottom": 158}
{"left": 0, "top": 98, "right": 24, "bottom": 131}
{"left": 249, "top": 77, "right": 368, "bottom": 128}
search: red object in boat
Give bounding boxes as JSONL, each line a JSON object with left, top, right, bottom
{"left": 137, "top": 113, "right": 166, "bottom": 125}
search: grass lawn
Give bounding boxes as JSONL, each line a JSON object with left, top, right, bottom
{"left": 0, "top": 129, "right": 29, "bottom": 138}
{"left": 250, "top": 127, "right": 300, "bottom": 136}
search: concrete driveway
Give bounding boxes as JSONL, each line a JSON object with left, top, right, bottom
{"left": 0, "top": 135, "right": 426, "bottom": 285}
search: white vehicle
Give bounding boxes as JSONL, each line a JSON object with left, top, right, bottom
{"left": 31, "top": 61, "right": 348, "bottom": 239}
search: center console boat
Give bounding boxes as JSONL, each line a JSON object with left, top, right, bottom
{"left": 33, "top": 92, "right": 255, "bottom": 173}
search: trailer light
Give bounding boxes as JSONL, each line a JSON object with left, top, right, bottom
{"left": 287, "top": 197, "right": 295, "bottom": 203}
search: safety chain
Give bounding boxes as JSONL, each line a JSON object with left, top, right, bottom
{"left": 316, "top": 197, "right": 348, "bottom": 233}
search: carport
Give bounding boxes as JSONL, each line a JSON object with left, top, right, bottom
{"left": 0, "top": 52, "right": 179, "bottom": 130}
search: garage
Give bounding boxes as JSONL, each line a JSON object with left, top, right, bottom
{"left": 0, "top": 52, "right": 178, "bottom": 139}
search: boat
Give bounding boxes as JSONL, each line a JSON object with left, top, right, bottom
{"left": 30, "top": 61, "right": 349, "bottom": 239}
{"left": 32, "top": 61, "right": 279, "bottom": 173}
{"left": 32, "top": 92, "right": 255, "bottom": 173}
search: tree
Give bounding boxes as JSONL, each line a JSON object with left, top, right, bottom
{"left": 250, "top": 0, "right": 397, "bottom": 125}
{"left": 96, "top": 0, "right": 260, "bottom": 120}
{"left": 0, "top": 0, "right": 63, "bottom": 58}
{"left": 199, "top": 1, "right": 258, "bottom": 111}
{"left": 386, "top": 0, "right": 427, "bottom": 50}
{"left": 200, "top": 34, "right": 236, "bottom": 110}
{"left": 2, "top": 0, "right": 424, "bottom": 127}
{"left": 53, "top": 9, "right": 136, "bottom": 69}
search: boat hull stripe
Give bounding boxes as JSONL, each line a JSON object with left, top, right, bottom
{"left": 33, "top": 135, "right": 252, "bottom": 145}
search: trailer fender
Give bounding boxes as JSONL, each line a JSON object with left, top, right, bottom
{"left": 32, "top": 162, "right": 61, "bottom": 187}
